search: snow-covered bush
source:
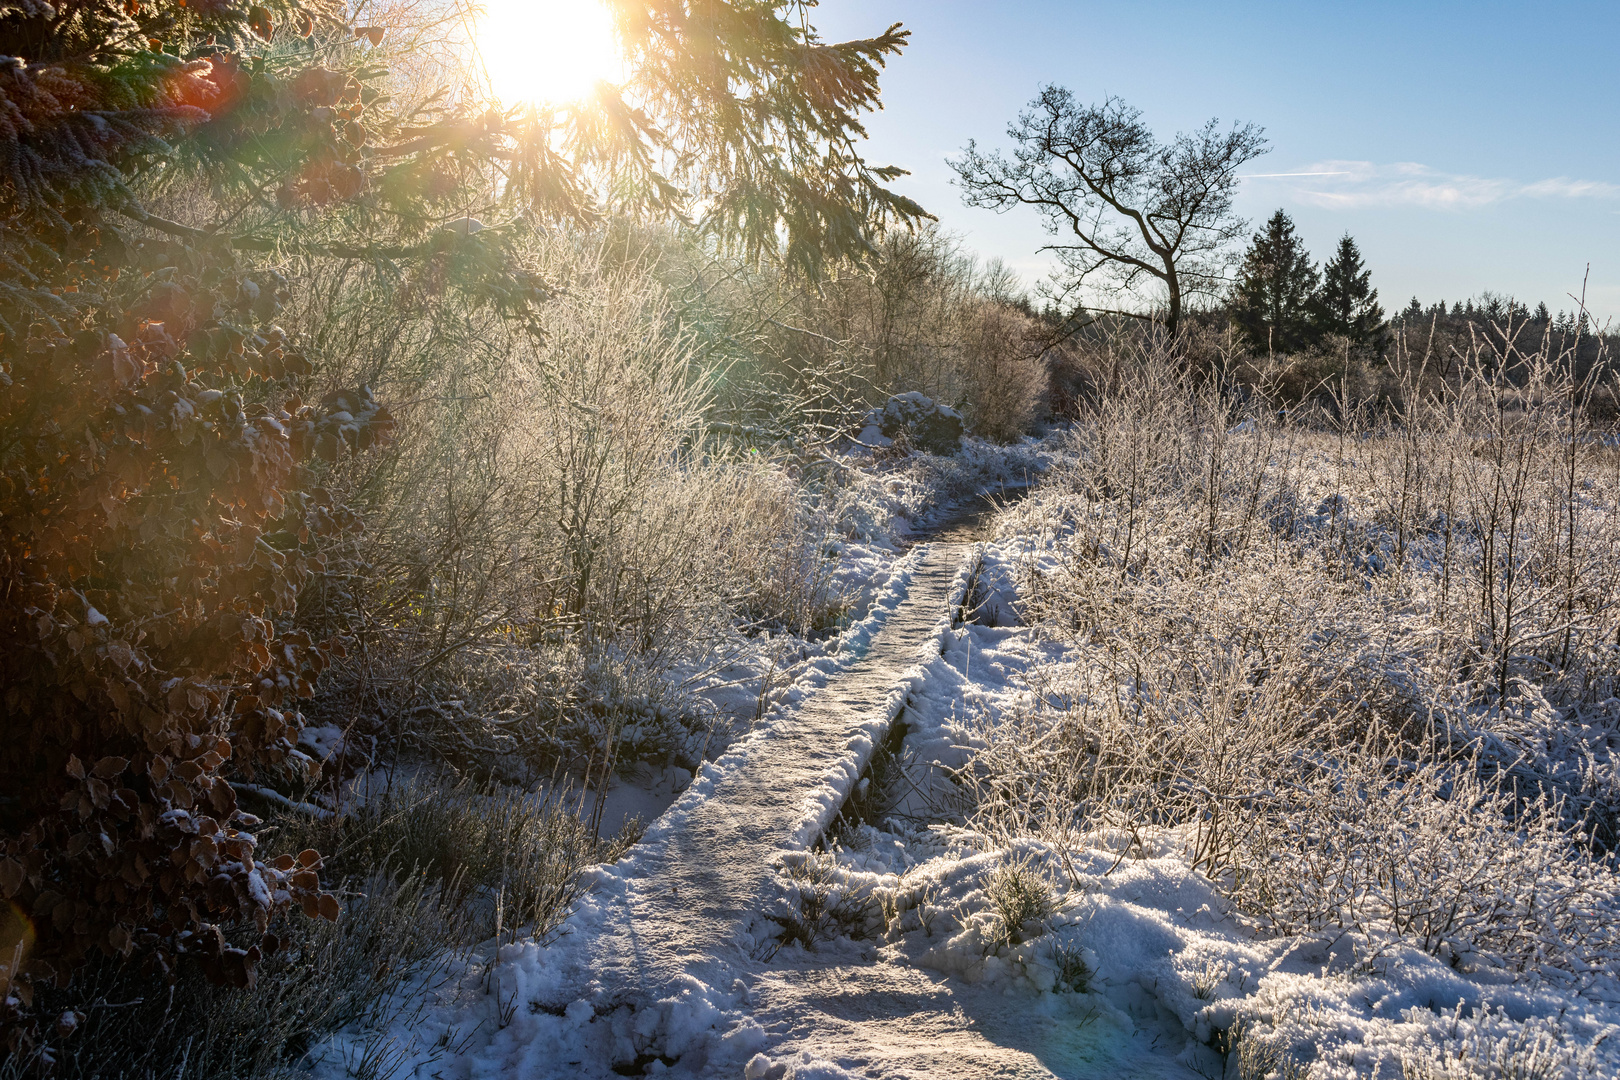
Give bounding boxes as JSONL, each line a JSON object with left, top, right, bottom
{"left": 970, "top": 326, "right": 1620, "bottom": 1001}
{"left": 393, "top": 638, "right": 728, "bottom": 790}
{"left": 859, "top": 392, "right": 966, "bottom": 454}
{"left": 306, "top": 235, "right": 848, "bottom": 777}
{"left": 1400, "top": 1005, "right": 1602, "bottom": 1080}
{"left": 1232, "top": 755, "right": 1620, "bottom": 983}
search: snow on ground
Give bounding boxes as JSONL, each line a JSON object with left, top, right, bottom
{"left": 298, "top": 432, "right": 1620, "bottom": 1079}
{"left": 795, "top": 829, "right": 1619, "bottom": 1079}
{"left": 301, "top": 526, "right": 1619, "bottom": 1079}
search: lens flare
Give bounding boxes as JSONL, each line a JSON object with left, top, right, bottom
{"left": 474, "top": 0, "right": 622, "bottom": 107}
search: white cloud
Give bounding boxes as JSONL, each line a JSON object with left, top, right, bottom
{"left": 1239, "top": 160, "right": 1620, "bottom": 210}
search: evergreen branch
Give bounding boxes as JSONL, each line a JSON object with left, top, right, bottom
{"left": 117, "top": 205, "right": 435, "bottom": 261}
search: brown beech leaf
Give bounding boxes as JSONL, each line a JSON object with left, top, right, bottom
{"left": 105, "top": 639, "right": 134, "bottom": 670}
{"left": 0, "top": 858, "right": 25, "bottom": 898}
{"left": 247, "top": 6, "right": 274, "bottom": 40}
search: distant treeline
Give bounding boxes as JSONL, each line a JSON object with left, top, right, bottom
{"left": 1220, "top": 208, "right": 1611, "bottom": 364}
{"left": 1389, "top": 294, "right": 1613, "bottom": 383}
{"left": 1036, "top": 208, "right": 1619, "bottom": 414}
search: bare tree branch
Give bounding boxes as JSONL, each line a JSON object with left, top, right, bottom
{"left": 950, "top": 88, "right": 1266, "bottom": 334}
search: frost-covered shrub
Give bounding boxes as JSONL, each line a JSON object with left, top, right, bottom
{"left": 274, "top": 774, "right": 605, "bottom": 944}
{"left": 388, "top": 640, "right": 724, "bottom": 789}
{"left": 483, "top": 242, "right": 840, "bottom": 651}
{"left": 1220, "top": 1019, "right": 1309, "bottom": 1080}
{"left": 957, "top": 552, "right": 1409, "bottom": 874}
{"left": 764, "top": 853, "right": 881, "bottom": 953}
{"left": 1400, "top": 1005, "right": 1602, "bottom": 1080}
{"left": 310, "top": 237, "right": 845, "bottom": 769}
{"left": 745, "top": 227, "right": 1052, "bottom": 442}
{"left": 970, "top": 327, "right": 1620, "bottom": 994}
{"left": 1231, "top": 756, "right": 1620, "bottom": 984}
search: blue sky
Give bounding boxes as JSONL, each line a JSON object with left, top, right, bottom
{"left": 815, "top": 0, "right": 1620, "bottom": 320}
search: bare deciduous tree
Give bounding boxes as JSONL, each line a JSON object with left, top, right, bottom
{"left": 950, "top": 87, "right": 1267, "bottom": 335}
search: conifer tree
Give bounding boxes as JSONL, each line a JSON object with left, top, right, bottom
{"left": 1231, "top": 209, "right": 1319, "bottom": 354}
{"left": 1317, "top": 233, "right": 1386, "bottom": 351}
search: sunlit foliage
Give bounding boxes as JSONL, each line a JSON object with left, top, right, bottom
{"left": 0, "top": 0, "right": 921, "bottom": 1059}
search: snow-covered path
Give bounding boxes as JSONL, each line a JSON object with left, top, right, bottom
{"left": 562, "top": 541, "right": 971, "bottom": 1017}
{"left": 536, "top": 526, "right": 1210, "bottom": 1078}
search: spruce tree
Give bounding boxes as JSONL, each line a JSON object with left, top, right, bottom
{"left": 1317, "top": 233, "right": 1386, "bottom": 351}
{"left": 1231, "top": 209, "right": 1320, "bottom": 354}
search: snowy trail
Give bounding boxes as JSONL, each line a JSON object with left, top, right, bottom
{"left": 561, "top": 541, "right": 972, "bottom": 1014}
{"left": 312, "top": 501, "right": 1215, "bottom": 1078}
{"left": 543, "top": 517, "right": 1208, "bottom": 1078}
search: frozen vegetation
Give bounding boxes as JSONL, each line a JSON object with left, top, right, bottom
{"left": 15, "top": 230, "right": 1614, "bottom": 1080}
{"left": 285, "top": 331, "right": 1620, "bottom": 1079}
{"left": 10, "top": 5, "right": 1616, "bottom": 1079}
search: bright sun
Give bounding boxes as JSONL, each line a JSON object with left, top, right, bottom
{"left": 475, "top": 0, "right": 622, "bottom": 107}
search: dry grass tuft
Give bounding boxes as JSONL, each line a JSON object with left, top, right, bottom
{"left": 982, "top": 856, "right": 1056, "bottom": 948}
{"left": 6, "top": 773, "right": 621, "bottom": 1080}
{"left": 966, "top": 325, "right": 1620, "bottom": 990}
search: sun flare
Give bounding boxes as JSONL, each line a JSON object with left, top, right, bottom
{"left": 475, "top": 0, "right": 623, "bottom": 107}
